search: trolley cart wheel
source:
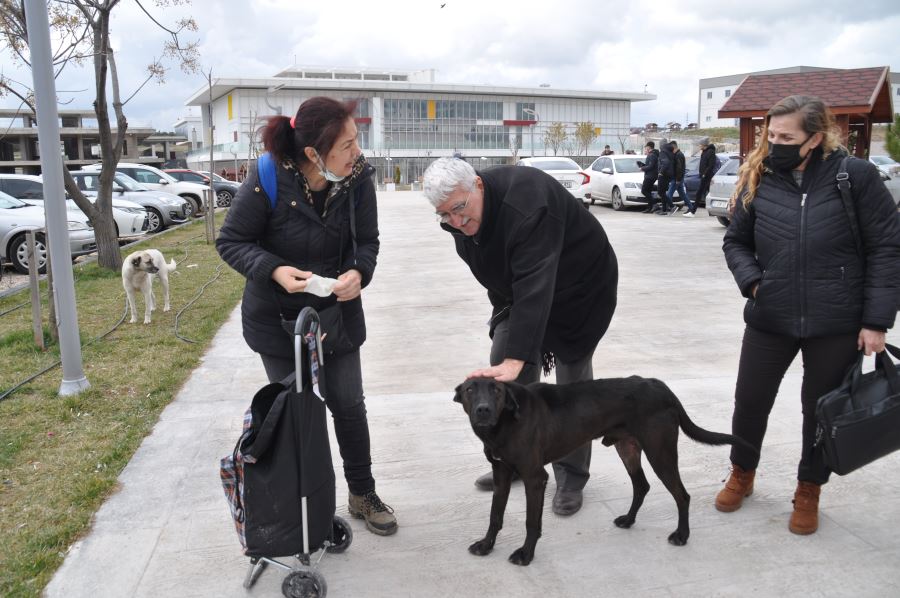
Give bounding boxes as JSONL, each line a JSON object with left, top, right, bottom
{"left": 325, "top": 516, "right": 353, "bottom": 554}
{"left": 282, "top": 567, "right": 327, "bottom": 598}
{"left": 243, "top": 558, "right": 268, "bottom": 589}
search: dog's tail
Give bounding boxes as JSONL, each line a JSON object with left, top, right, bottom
{"left": 166, "top": 258, "right": 177, "bottom": 272}
{"left": 673, "top": 394, "right": 758, "bottom": 455}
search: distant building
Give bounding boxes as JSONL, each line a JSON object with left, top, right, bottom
{"left": 0, "top": 109, "right": 187, "bottom": 174}
{"left": 182, "top": 65, "right": 655, "bottom": 184}
{"left": 698, "top": 66, "right": 900, "bottom": 128}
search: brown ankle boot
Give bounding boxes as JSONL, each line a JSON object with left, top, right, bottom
{"left": 715, "top": 464, "right": 755, "bottom": 512}
{"left": 789, "top": 481, "right": 820, "bottom": 535}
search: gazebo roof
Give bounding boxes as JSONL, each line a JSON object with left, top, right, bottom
{"left": 718, "top": 66, "right": 893, "bottom": 121}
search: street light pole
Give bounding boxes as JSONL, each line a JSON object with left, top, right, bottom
{"left": 523, "top": 108, "right": 539, "bottom": 157}
{"left": 24, "top": 0, "right": 89, "bottom": 396}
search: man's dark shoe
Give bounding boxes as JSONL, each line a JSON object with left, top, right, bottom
{"left": 552, "top": 487, "right": 583, "bottom": 516}
{"left": 349, "top": 491, "right": 398, "bottom": 536}
{"left": 474, "top": 470, "right": 520, "bottom": 491}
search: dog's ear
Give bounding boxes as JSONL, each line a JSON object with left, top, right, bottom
{"left": 500, "top": 381, "right": 521, "bottom": 420}
{"left": 452, "top": 383, "right": 463, "bottom": 403}
{"left": 131, "top": 256, "right": 142, "bottom": 267}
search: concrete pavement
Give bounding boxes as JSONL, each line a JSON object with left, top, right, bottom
{"left": 44, "top": 192, "right": 900, "bottom": 597}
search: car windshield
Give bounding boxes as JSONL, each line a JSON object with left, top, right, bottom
{"left": 717, "top": 158, "right": 741, "bottom": 176}
{"left": 871, "top": 156, "right": 897, "bottom": 166}
{"left": 0, "top": 190, "right": 28, "bottom": 208}
{"left": 113, "top": 172, "right": 148, "bottom": 191}
{"left": 613, "top": 158, "right": 642, "bottom": 173}
{"left": 529, "top": 159, "right": 580, "bottom": 171}
{"left": 685, "top": 156, "right": 701, "bottom": 172}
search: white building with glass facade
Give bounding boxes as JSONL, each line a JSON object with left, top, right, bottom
{"left": 183, "top": 66, "right": 655, "bottom": 184}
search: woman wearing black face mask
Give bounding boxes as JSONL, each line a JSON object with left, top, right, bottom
{"left": 715, "top": 95, "right": 900, "bottom": 535}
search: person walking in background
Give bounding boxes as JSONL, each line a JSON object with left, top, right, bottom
{"left": 638, "top": 141, "right": 659, "bottom": 213}
{"left": 421, "top": 157, "right": 618, "bottom": 517}
{"left": 216, "top": 96, "right": 398, "bottom": 537}
{"left": 656, "top": 139, "right": 674, "bottom": 215}
{"left": 601, "top": 145, "right": 614, "bottom": 156}
{"left": 695, "top": 137, "right": 717, "bottom": 207}
{"left": 666, "top": 141, "right": 695, "bottom": 217}
{"left": 716, "top": 95, "right": 900, "bottom": 535}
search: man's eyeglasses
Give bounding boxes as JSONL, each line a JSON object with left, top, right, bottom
{"left": 435, "top": 185, "right": 474, "bottom": 224}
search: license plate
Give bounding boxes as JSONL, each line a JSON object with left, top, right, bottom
{"left": 710, "top": 200, "right": 726, "bottom": 208}
{"left": 561, "top": 181, "right": 573, "bottom": 188}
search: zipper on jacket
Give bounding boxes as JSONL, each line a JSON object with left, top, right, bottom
{"left": 799, "top": 192, "right": 808, "bottom": 336}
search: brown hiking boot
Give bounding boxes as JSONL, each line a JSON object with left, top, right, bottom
{"left": 349, "top": 491, "right": 398, "bottom": 536}
{"left": 789, "top": 481, "right": 821, "bottom": 535}
{"left": 715, "top": 464, "right": 755, "bottom": 512}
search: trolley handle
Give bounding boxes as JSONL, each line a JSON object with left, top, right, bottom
{"left": 293, "top": 307, "right": 325, "bottom": 389}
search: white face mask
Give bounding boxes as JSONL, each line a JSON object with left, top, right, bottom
{"left": 314, "top": 151, "right": 347, "bottom": 183}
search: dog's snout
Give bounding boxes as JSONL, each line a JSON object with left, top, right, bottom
{"left": 475, "top": 403, "right": 491, "bottom": 417}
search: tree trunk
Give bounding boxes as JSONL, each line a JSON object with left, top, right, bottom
{"left": 91, "top": 209, "right": 120, "bottom": 269}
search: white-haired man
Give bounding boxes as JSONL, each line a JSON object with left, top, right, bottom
{"left": 422, "top": 157, "right": 619, "bottom": 516}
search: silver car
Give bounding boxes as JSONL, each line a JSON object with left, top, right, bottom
{"left": 0, "top": 190, "right": 96, "bottom": 274}
{"left": 70, "top": 171, "right": 190, "bottom": 234}
{"left": 705, "top": 156, "right": 741, "bottom": 226}
{"left": 708, "top": 156, "right": 899, "bottom": 228}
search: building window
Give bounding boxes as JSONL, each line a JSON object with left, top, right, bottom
{"left": 516, "top": 102, "right": 536, "bottom": 121}
{"left": 706, "top": 91, "right": 712, "bottom": 99}
{"left": 725, "top": 89, "right": 731, "bottom": 97}
{"left": 705, "top": 116, "right": 711, "bottom": 122}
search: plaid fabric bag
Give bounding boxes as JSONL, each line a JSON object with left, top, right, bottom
{"left": 220, "top": 332, "right": 324, "bottom": 554}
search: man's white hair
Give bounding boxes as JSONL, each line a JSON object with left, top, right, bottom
{"left": 422, "top": 157, "right": 477, "bottom": 207}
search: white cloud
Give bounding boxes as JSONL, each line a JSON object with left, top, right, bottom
{"left": 1, "top": 0, "right": 897, "bottom": 130}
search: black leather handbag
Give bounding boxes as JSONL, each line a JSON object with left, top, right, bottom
{"left": 815, "top": 344, "right": 900, "bottom": 476}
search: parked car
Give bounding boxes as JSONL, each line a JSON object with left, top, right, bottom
{"left": 84, "top": 162, "right": 207, "bottom": 216}
{"left": 708, "top": 156, "right": 899, "bottom": 228}
{"left": 0, "top": 190, "right": 96, "bottom": 274}
{"left": 878, "top": 170, "right": 900, "bottom": 207}
{"left": 165, "top": 169, "right": 240, "bottom": 207}
{"left": 870, "top": 155, "right": 900, "bottom": 177}
{"left": 705, "top": 155, "right": 741, "bottom": 226}
{"left": 583, "top": 155, "right": 649, "bottom": 210}
{"left": 515, "top": 157, "right": 590, "bottom": 200}
{"left": 69, "top": 170, "right": 189, "bottom": 234}
{"left": 683, "top": 153, "right": 733, "bottom": 206}
{"left": 0, "top": 174, "right": 147, "bottom": 241}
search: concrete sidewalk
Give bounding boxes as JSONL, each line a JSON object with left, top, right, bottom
{"left": 45, "top": 193, "right": 900, "bottom": 597}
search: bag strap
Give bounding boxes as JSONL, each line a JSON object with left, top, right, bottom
{"left": 836, "top": 156, "right": 863, "bottom": 257}
{"left": 258, "top": 152, "right": 278, "bottom": 209}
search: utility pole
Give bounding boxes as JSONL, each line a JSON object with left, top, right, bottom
{"left": 24, "top": 0, "right": 90, "bottom": 396}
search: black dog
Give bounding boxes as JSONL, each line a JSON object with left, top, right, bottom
{"left": 454, "top": 376, "right": 755, "bottom": 566}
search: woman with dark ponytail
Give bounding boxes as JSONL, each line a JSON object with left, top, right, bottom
{"left": 217, "top": 96, "right": 397, "bottom": 536}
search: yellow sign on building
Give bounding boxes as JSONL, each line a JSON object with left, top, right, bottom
{"left": 227, "top": 95, "right": 233, "bottom": 121}
{"left": 427, "top": 100, "right": 436, "bottom": 120}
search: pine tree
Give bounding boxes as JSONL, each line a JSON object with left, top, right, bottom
{"left": 885, "top": 114, "right": 900, "bottom": 162}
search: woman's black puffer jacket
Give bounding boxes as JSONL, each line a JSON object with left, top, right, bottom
{"left": 723, "top": 148, "right": 900, "bottom": 339}
{"left": 217, "top": 158, "right": 379, "bottom": 359}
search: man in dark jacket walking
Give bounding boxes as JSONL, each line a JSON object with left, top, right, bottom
{"left": 639, "top": 141, "right": 659, "bottom": 213}
{"left": 656, "top": 140, "right": 674, "bottom": 214}
{"left": 422, "top": 157, "right": 619, "bottom": 517}
{"left": 695, "top": 137, "right": 717, "bottom": 207}
{"left": 665, "top": 141, "right": 695, "bottom": 216}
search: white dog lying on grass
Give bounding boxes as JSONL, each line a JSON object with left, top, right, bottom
{"left": 122, "top": 249, "right": 176, "bottom": 324}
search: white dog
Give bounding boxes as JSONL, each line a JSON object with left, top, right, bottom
{"left": 122, "top": 249, "right": 176, "bottom": 324}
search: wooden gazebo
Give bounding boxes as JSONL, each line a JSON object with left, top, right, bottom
{"left": 718, "top": 66, "right": 894, "bottom": 158}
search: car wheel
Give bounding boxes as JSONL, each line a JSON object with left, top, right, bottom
{"left": 716, "top": 216, "right": 730, "bottom": 227}
{"left": 10, "top": 232, "right": 47, "bottom": 274}
{"left": 216, "top": 189, "right": 233, "bottom": 208}
{"left": 145, "top": 208, "right": 164, "bottom": 234}
{"left": 611, "top": 187, "right": 625, "bottom": 211}
{"left": 182, "top": 195, "right": 202, "bottom": 217}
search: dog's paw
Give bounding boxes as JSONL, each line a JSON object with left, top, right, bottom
{"left": 468, "top": 539, "right": 494, "bottom": 556}
{"left": 163, "top": 306, "right": 171, "bottom": 312}
{"left": 613, "top": 515, "right": 636, "bottom": 529}
{"left": 143, "top": 319, "right": 151, "bottom": 325}
{"left": 508, "top": 547, "right": 534, "bottom": 566}
{"left": 667, "top": 530, "right": 688, "bottom": 546}
{"left": 129, "top": 318, "right": 137, "bottom": 324}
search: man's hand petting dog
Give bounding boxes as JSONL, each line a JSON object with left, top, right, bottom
{"left": 468, "top": 358, "right": 525, "bottom": 382}
{"left": 454, "top": 376, "right": 756, "bottom": 566}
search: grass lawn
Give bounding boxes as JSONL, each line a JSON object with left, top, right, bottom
{"left": 0, "top": 213, "right": 244, "bottom": 596}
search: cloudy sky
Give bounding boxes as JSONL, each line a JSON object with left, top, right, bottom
{"left": 1, "top": 0, "right": 898, "bottom": 130}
